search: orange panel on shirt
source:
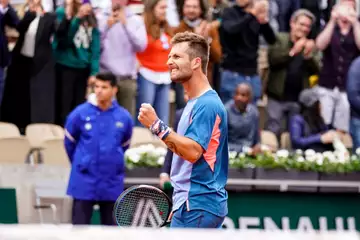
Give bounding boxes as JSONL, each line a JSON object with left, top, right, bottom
{"left": 203, "top": 115, "right": 221, "bottom": 172}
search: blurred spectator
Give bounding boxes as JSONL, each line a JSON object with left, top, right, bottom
{"left": 209, "top": 0, "right": 229, "bottom": 94}
{"left": 97, "top": 0, "right": 147, "bottom": 117}
{"left": 275, "top": 0, "right": 300, "bottom": 32}
{"left": 347, "top": 56, "right": 360, "bottom": 150}
{"left": 209, "top": 0, "right": 229, "bottom": 24}
{"left": 174, "top": 0, "right": 221, "bottom": 99}
{"left": 41, "top": 0, "right": 58, "bottom": 12}
{"left": 290, "top": 88, "right": 335, "bottom": 152}
{"left": 219, "top": 0, "right": 276, "bottom": 104}
{"left": 136, "top": 0, "right": 173, "bottom": 126}
{"left": 1, "top": 0, "right": 56, "bottom": 133}
{"left": 315, "top": 0, "right": 360, "bottom": 134}
{"left": 0, "top": 0, "right": 19, "bottom": 109}
{"left": 167, "top": 0, "right": 180, "bottom": 27}
{"left": 265, "top": 9, "right": 319, "bottom": 138}
{"left": 53, "top": 0, "right": 101, "bottom": 126}
{"left": 300, "top": 0, "right": 323, "bottom": 38}
{"left": 258, "top": 0, "right": 279, "bottom": 96}
{"left": 160, "top": 91, "right": 188, "bottom": 189}
{"left": 226, "top": 83, "right": 261, "bottom": 154}
{"left": 64, "top": 72, "right": 134, "bottom": 225}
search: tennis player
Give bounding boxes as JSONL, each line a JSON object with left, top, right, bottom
{"left": 138, "top": 31, "right": 228, "bottom": 228}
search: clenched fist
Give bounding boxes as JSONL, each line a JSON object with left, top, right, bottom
{"left": 138, "top": 103, "right": 159, "bottom": 128}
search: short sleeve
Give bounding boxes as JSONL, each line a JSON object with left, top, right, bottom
{"left": 184, "top": 103, "right": 220, "bottom": 151}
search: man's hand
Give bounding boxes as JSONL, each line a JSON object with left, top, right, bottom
{"left": 289, "top": 38, "right": 307, "bottom": 57}
{"left": 138, "top": 103, "right": 159, "bottom": 128}
{"left": 159, "top": 173, "right": 170, "bottom": 189}
{"left": 303, "top": 39, "right": 316, "bottom": 59}
{"left": 321, "top": 130, "right": 337, "bottom": 144}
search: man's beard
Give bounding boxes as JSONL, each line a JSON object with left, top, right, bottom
{"left": 170, "top": 71, "right": 192, "bottom": 83}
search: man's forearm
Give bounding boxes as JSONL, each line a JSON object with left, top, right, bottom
{"left": 162, "top": 132, "right": 203, "bottom": 163}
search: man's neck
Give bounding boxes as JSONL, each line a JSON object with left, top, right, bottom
{"left": 97, "top": 100, "right": 112, "bottom": 111}
{"left": 183, "top": 73, "right": 212, "bottom": 100}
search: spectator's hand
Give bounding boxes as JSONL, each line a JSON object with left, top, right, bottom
{"left": 194, "top": 21, "right": 209, "bottom": 38}
{"left": 117, "top": 8, "right": 126, "bottom": 25}
{"left": 107, "top": 15, "right": 117, "bottom": 27}
{"left": 346, "top": 8, "right": 358, "bottom": 25}
{"left": 77, "top": 3, "right": 91, "bottom": 18}
{"left": 88, "top": 76, "right": 96, "bottom": 86}
{"left": 159, "top": 173, "right": 170, "bottom": 189}
{"left": 255, "top": 0, "right": 269, "bottom": 24}
{"left": 249, "top": 144, "right": 262, "bottom": 156}
{"left": 211, "top": 20, "right": 221, "bottom": 29}
{"left": 138, "top": 103, "right": 159, "bottom": 128}
{"left": 330, "top": 5, "right": 339, "bottom": 21}
{"left": 321, "top": 130, "right": 337, "bottom": 144}
{"left": 289, "top": 38, "right": 307, "bottom": 57}
{"left": 303, "top": 39, "right": 316, "bottom": 59}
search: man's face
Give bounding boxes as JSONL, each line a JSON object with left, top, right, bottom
{"left": 233, "top": 84, "right": 251, "bottom": 111}
{"left": 94, "top": 80, "right": 116, "bottom": 102}
{"left": 167, "top": 42, "right": 194, "bottom": 83}
{"left": 183, "top": 0, "right": 202, "bottom": 21}
{"left": 290, "top": 15, "right": 312, "bottom": 40}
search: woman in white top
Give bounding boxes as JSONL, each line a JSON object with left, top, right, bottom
{"left": 0, "top": 0, "right": 57, "bottom": 133}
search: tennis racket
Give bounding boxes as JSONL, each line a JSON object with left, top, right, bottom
{"left": 113, "top": 185, "right": 172, "bottom": 228}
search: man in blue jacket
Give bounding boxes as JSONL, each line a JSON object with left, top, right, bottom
{"left": 347, "top": 57, "right": 360, "bottom": 151}
{"left": 64, "top": 72, "right": 134, "bottom": 225}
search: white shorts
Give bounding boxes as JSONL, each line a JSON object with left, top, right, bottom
{"left": 316, "top": 86, "right": 350, "bottom": 132}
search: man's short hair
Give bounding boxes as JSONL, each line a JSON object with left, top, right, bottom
{"left": 170, "top": 31, "right": 210, "bottom": 74}
{"left": 291, "top": 9, "right": 316, "bottom": 24}
{"left": 95, "top": 72, "right": 117, "bottom": 87}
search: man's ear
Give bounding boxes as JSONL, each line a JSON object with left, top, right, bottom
{"left": 113, "top": 86, "right": 118, "bottom": 96}
{"left": 192, "top": 57, "right": 201, "bottom": 70}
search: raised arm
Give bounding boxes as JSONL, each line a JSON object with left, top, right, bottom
{"left": 315, "top": 9, "right": 337, "bottom": 51}
{"left": 138, "top": 103, "right": 219, "bottom": 164}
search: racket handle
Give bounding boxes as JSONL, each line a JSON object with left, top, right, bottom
{"left": 163, "top": 181, "right": 172, "bottom": 191}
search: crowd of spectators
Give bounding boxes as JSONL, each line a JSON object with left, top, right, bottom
{"left": 0, "top": 0, "right": 359, "bottom": 157}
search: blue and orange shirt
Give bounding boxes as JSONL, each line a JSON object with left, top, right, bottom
{"left": 170, "top": 90, "right": 229, "bottom": 217}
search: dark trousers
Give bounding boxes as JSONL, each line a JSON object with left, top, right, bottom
{"left": 55, "top": 63, "right": 89, "bottom": 126}
{"left": 72, "top": 199, "right": 115, "bottom": 225}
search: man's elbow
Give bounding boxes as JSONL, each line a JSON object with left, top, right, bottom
{"left": 185, "top": 148, "right": 203, "bottom": 163}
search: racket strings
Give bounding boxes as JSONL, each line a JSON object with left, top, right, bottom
{"left": 114, "top": 187, "right": 170, "bottom": 227}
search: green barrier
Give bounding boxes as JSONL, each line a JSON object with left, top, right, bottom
{"left": 224, "top": 192, "right": 360, "bottom": 230}
{"left": 1, "top": 187, "right": 360, "bottom": 230}
{"left": 0, "top": 188, "right": 18, "bottom": 224}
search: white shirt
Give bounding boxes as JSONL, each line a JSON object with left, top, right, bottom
{"left": 21, "top": 16, "right": 40, "bottom": 58}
